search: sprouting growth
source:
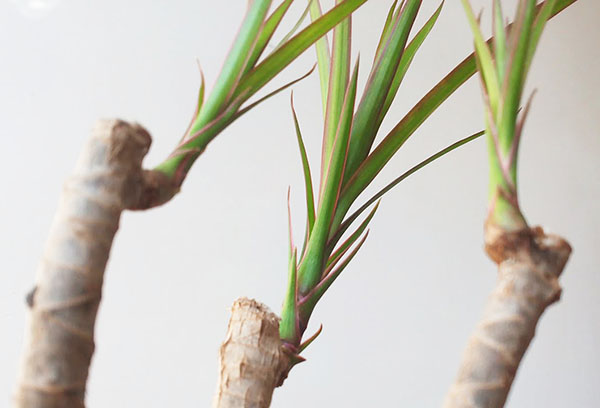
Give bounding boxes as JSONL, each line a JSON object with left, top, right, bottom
{"left": 461, "top": 0, "right": 558, "bottom": 231}
{"left": 279, "top": 0, "right": 485, "bottom": 368}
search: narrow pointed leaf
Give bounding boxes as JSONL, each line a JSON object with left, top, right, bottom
{"left": 274, "top": 1, "right": 313, "bottom": 50}
{"left": 498, "top": 0, "right": 536, "bottom": 153}
{"left": 235, "top": 0, "right": 367, "bottom": 102}
{"left": 299, "top": 231, "right": 369, "bottom": 321}
{"left": 525, "top": 0, "right": 557, "bottom": 74}
{"left": 309, "top": 0, "right": 332, "bottom": 113}
{"left": 343, "top": 0, "right": 421, "bottom": 183}
{"left": 181, "top": 67, "right": 206, "bottom": 142}
{"left": 321, "top": 2, "right": 352, "bottom": 187}
{"left": 373, "top": 0, "right": 400, "bottom": 68}
{"left": 193, "top": 0, "right": 272, "bottom": 132}
{"left": 298, "top": 60, "right": 359, "bottom": 294}
{"left": 461, "top": 0, "right": 500, "bottom": 113}
{"left": 327, "top": 200, "right": 379, "bottom": 265}
{"left": 378, "top": 1, "right": 444, "bottom": 126}
{"left": 291, "top": 95, "right": 316, "bottom": 241}
{"left": 493, "top": 0, "right": 507, "bottom": 80}
{"left": 280, "top": 249, "right": 299, "bottom": 343}
{"left": 298, "top": 324, "right": 323, "bottom": 353}
{"left": 333, "top": 130, "right": 484, "bottom": 236}
{"left": 235, "top": 65, "right": 315, "bottom": 118}
{"left": 155, "top": 90, "right": 250, "bottom": 178}
{"left": 244, "top": 0, "right": 294, "bottom": 76}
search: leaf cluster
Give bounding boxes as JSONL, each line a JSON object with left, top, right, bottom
{"left": 462, "top": 0, "right": 558, "bottom": 227}
{"left": 279, "top": 0, "right": 576, "bottom": 360}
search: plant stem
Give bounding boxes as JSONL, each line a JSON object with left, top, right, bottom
{"left": 212, "top": 298, "right": 289, "bottom": 408}
{"left": 14, "top": 120, "right": 152, "bottom": 408}
{"left": 444, "top": 226, "right": 571, "bottom": 408}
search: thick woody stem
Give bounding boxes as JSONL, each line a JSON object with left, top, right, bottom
{"left": 213, "top": 298, "right": 290, "bottom": 408}
{"left": 14, "top": 120, "right": 152, "bottom": 408}
{"left": 443, "top": 225, "right": 571, "bottom": 408}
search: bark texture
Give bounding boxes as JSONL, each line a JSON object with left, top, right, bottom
{"left": 14, "top": 120, "right": 152, "bottom": 408}
{"left": 213, "top": 298, "right": 290, "bottom": 408}
{"left": 444, "top": 225, "right": 571, "bottom": 408}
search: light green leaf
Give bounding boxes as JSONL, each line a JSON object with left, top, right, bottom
{"left": 326, "top": 200, "right": 379, "bottom": 267}
{"left": 235, "top": 0, "right": 367, "bottom": 102}
{"left": 373, "top": 0, "right": 400, "bottom": 68}
{"left": 497, "top": 0, "right": 536, "bottom": 154}
{"left": 378, "top": 1, "right": 444, "bottom": 126}
{"left": 280, "top": 248, "right": 299, "bottom": 343}
{"left": 308, "top": 0, "right": 332, "bottom": 113}
{"left": 298, "top": 60, "right": 359, "bottom": 295}
{"left": 298, "top": 231, "right": 369, "bottom": 323}
{"left": 343, "top": 0, "right": 421, "bottom": 184}
{"left": 243, "top": 0, "right": 294, "bottom": 76}
{"left": 290, "top": 94, "right": 316, "bottom": 248}
{"left": 333, "top": 130, "right": 484, "bottom": 237}
{"left": 461, "top": 0, "right": 500, "bottom": 114}
{"left": 321, "top": 1, "right": 352, "bottom": 188}
{"left": 493, "top": 0, "right": 507, "bottom": 80}
{"left": 193, "top": 0, "right": 272, "bottom": 133}
{"left": 525, "top": 0, "right": 558, "bottom": 74}
{"left": 274, "top": 0, "right": 312, "bottom": 50}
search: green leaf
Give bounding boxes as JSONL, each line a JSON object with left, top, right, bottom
{"left": 298, "top": 324, "right": 323, "bottom": 353}
{"left": 290, "top": 94, "right": 316, "bottom": 248}
{"left": 461, "top": 0, "right": 500, "bottom": 113}
{"left": 321, "top": 1, "right": 352, "bottom": 187}
{"left": 373, "top": 0, "right": 400, "bottom": 69}
{"left": 235, "top": 65, "right": 315, "bottom": 119}
{"left": 155, "top": 90, "right": 250, "bottom": 179}
{"left": 308, "top": 0, "right": 332, "bottom": 114}
{"left": 234, "top": 0, "right": 367, "bottom": 102}
{"left": 343, "top": 0, "right": 421, "bottom": 184}
{"left": 526, "top": 0, "right": 558, "bottom": 75}
{"left": 497, "top": 0, "right": 536, "bottom": 154}
{"left": 326, "top": 200, "right": 379, "bottom": 267}
{"left": 244, "top": 0, "right": 294, "bottom": 76}
{"left": 297, "top": 60, "right": 359, "bottom": 295}
{"left": 327, "top": 0, "right": 577, "bottom": 232}
{"left": 280, "top": 248, "right": 299, "bottom": 343}
{"left": 299, "top": 231, "right": 369, "bottom": 323}
{"left": 378, "top": 1, "right": 444, "bottom": 126}
{"left": 181, "top": 66, "right": 206, "bottom": 142}
{"left": 493, "top": 0, "right": 507, "bottom": 80}
{"left": 274, "top": 0, "right": 313, "bottom": 50}
{"left": 193, "top": 0, "right": 272, "bottom": 133}
{"left": 333, "top": 130, "right": 484, "bottom": 237}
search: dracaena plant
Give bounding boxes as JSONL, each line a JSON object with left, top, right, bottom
{"left": 252, "top": 0, "right": 575, "bottom": 388}
{"left": 443, "top": 1, "right": 573, "bottom": 407}
{"left": 13, "top": 1, "right": 370, "bottom": 407}
{"left": 275, "top": 0, "right": 575, "bottom": 373}
{"left": 277, "top": 0, "right": 487, "bottom": 368}
{"left": 135, "top": 0, "right": 370, "bottom": 208}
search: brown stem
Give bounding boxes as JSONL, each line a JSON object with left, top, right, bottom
{"left": 14, "top": 120, "right": 156, "bottom": 408}
{"left": 212, "top": 298, "right": 290, "bottom": 408}
{"left": 443, "top": 225, "right": 571, "bottom": 408}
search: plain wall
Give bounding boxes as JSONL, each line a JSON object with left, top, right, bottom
{"left": 1, "top": 0, "right": 598, "bottom": 406}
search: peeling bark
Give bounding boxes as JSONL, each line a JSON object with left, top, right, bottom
{"left": 212, "top": 298, "right": 289, "bottom": 408}
{"left": 14, "top": 120, "right": 153, "bottom": 408}
{"left": 443, "top": 225, "right": 571, "bottom": 408}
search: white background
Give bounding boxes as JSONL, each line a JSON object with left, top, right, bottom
{"left": 1, "top": 0, "right": 598, "bottom": 406}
